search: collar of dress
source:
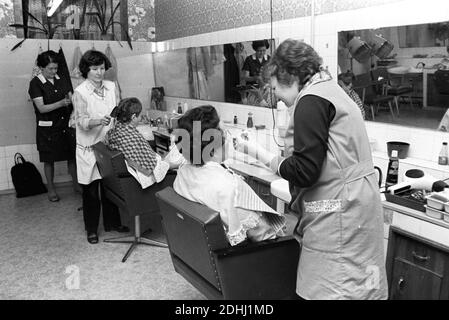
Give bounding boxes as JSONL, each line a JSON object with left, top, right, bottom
{"left": 251, "top": 54, "right": 269, "bottom": 62}
{"left": 37, "top": 73, "right": 60, "bottom": 84}
{"left": 85, "top": 80, "right": 109, "bottom": 95}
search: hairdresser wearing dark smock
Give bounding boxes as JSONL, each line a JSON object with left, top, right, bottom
{"left": 236, "top": 39, "right": 388, "bottom": 300}
{"left": 28, "top": 50, "right": 78, "bottom": 202}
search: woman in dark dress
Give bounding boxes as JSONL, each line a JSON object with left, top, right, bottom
{"left": 28, "top": 50, "right": 79, "bottom": 202}
{"left": 241, "top": 40, "right": 271, "bottom": 86}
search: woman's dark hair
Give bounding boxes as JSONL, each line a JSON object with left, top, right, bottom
{"left": 36, "top": 50, "right": 58, "bottom": 68}
{"left": 252, "top": 40, "right": 270, "bottom": 51}
{"left": 113, "top": 97, "right": 142, "bottom": 123}
{"left": 268, "top": 39, "right": 322, "bottom": 87}
{"left": 177, "top": 105, "right": 223, "bottom": 166}
{"left": 79, "top": 50, "right": 111, "bottom": 78}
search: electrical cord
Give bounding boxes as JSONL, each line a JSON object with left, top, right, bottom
{"left": 269, "top": 0, "right": 284, "bottom": 148}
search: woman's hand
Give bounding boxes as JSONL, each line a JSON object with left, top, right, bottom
{"left": 234, "top": 132, "right": 277, "bottom": 167}
{"left": 60, "top": 97, "right": 72, "bottom": 108}
{"left": 99, "top": 115, "right": 112, "bottom": 126}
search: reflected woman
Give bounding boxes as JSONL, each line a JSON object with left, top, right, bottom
{"left": 241, "top": 40, "right": 271, "bottom": 86}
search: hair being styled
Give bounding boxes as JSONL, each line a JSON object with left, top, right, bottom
{"left": 177, "top": 105, "right": 223, "bottom": 166}
{"left": 252, "top": 40, "right": 270, "bottom": 51}
{"left": 113, "top": 97, "right": 142, "bottom": 123}
{"left": 36, "top": 50, "right": 58, "bottom": 68}
{"left": 78, "top": 50, "right": 111, "bottom": 78}
{"left": 268, "top": 39, "right": 322, "bottom": 87}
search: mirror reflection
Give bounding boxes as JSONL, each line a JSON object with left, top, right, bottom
{"left": 338, "top": 22, "right": 449, "bottom": 131}
{"left": 153, "top": 39, "right": 277, "bottom": 109}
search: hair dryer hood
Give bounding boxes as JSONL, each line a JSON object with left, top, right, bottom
{"left": 347, "top": 37, "right": 372, "bottom": 63}
{"left": 371, "top": 35, "right": 394, "bottom": 59}
{"left": 388, "top": 169, "right": 448, "bottom": 194}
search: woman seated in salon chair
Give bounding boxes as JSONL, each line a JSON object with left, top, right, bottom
{"left": 104, "top": 97, "right": 183, "bottom": 187}
{"left": 173, "top": 105, "right": 287, "bottom": 246}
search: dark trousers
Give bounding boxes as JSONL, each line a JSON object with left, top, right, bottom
{"left": 82, "top": 179, "right": 121, "bottom": 233}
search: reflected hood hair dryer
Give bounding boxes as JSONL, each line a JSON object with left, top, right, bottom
{"left": 388, "top": 169, "right": 448, "bottom": 194}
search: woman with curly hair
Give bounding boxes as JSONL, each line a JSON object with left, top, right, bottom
{"left": 72, "top": 50, "right": 129, "bottom": 244}
{"left": 236, "top": 39, "right": 387, "bottom": 300}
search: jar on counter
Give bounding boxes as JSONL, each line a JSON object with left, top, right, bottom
{"left": 438, "top": 142, "right": 448, "bottom": 165}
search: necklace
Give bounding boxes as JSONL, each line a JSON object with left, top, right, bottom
{"left": 93, "top": 86, "right": 105, "bottom": 98}
{"left": 89, "top": 80, "right": 105, "bottom": 98}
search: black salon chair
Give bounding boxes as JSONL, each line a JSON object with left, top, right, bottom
{"left": 371, "top": 68, "right": 414, "bottom": 115}
{"left": 353, "top": 72, "right": 396, "bottom": 120}
{"left": 155, "top": 187, "right": 299, "bottom": 300}
{"left": 93, "top": 142, "right": 176, "bottom": 262}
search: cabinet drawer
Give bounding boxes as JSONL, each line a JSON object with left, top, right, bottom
{"left": 390, "top": 259, "right": 443, "bottom": 300}
{"left": 391, "top": 230, "right": 449, "bottom": 276}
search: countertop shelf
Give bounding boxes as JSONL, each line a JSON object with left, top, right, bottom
{"left": 383, "top": 200, "right": 449, "bottom": 230}
{"left": 372, "top": 151, "right": 449, "bottom": 174}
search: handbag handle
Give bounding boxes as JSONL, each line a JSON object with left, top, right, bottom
{"left": 14, "top": 152, "right": 26, "bottom": 165}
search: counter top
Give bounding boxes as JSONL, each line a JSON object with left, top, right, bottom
{"left": 383, "top": 200, "right": 449, "bottom": 230}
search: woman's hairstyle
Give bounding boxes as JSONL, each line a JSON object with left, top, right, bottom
{"left": 36, "top": 50, "right": 58, "bottom": 68}
{"left": 79, "top": 50, "right": 112, "bottom": 78}
{"left": 252, "top": 40, "right": 270, "bottom": 51}
{"left": 177, "top": 105, "right": 223, "bottom": 166}
{"left": 113, "top": 97, "right": 142, "bottom": 123}
{"left": 268, "top": 39, "right": 322, "bottom": 86}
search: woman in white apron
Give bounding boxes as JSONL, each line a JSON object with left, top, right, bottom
{"left": 72, "top": 50, "right": 129, "bottom": 244}
{"left": 236, "top": 39, "right": 388, "bottom": 299}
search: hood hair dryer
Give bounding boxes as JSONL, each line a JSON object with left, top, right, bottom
{"left": 388, "top": 169, "right": 448, "bottom": 194}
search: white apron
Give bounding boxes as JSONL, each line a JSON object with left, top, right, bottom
{"left": 74, "top": 80, "right": 116, "bottom": 185}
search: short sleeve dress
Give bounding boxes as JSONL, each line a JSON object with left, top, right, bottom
{"left": 28, "top": 74, "right": 75, "bottom": 162}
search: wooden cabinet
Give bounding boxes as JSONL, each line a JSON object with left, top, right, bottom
{"left": 386, "top": 226, "right": 449, "bottom": 299}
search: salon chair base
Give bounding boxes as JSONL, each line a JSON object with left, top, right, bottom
{"left": 104, "top": 215, "right": 167, "bottom": 263}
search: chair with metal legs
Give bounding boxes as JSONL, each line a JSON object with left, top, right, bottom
{"left": 93, "top": 141, "right": 175, "bottom": 262}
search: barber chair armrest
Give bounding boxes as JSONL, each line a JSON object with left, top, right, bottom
{"left": 212, "top": 236, "right": 299, "bottom": 299}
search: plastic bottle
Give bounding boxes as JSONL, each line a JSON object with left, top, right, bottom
{"left": 247, "top": 112, "right": 253, "bottom": 128}
{"left": 183, "top": 102, "right": 188, "bottom": 113}
{"left": 385, "top": 150, "right": 399, "bottom": 189}
{"left": 233, "top": 115, "right": 238, "bottom": 125}
{"left": 438, "top": 142, "right": 448, "bottom": 165}
{"left": 277, "top": 101, "right": 289, "bottom": 137}
{"left": 177, "top": 102, "right": 183, "bottom": 114}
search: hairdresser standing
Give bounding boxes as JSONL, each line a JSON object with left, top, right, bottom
{"left": 236, "top": 39, "right": 387, "bottom": 299}
{"left": 72, "top": 50, "right": 128, "bottom": 244}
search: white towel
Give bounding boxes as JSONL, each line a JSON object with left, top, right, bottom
{"left": 124, "top": 156, "right": 169, "bottom": 189}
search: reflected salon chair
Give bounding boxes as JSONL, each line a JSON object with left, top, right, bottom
{"left": 371, "top": 68, "right": 414, "bottom": 115}
{"left": 93, "top": 142, "right": 175, "bottom": 262}
{"left": 353, "top": 72, "right": 396, "bottom": 120}
{"left": 155, "top": 187, "right": 300, "bottom": 300}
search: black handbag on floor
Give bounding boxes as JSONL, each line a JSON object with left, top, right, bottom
{"left": 10, "top": 153, "right": 47, "bottom": 198}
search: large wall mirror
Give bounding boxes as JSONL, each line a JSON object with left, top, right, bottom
{"left": 338, "top": 21, "right": 449, "bottom": 131}
{"left": 153, "top": 39, "right": 277, "bottom": 108}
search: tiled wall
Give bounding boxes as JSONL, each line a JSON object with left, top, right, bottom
{"left": 0, "top": 39, "right": 155, "bottom": 193}
{"left": 0, "top": 144, "right": 71, "bottom": 192}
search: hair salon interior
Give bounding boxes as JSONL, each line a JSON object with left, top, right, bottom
{"left": 1, "top": 0, "right": 449, "bottom": 300}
